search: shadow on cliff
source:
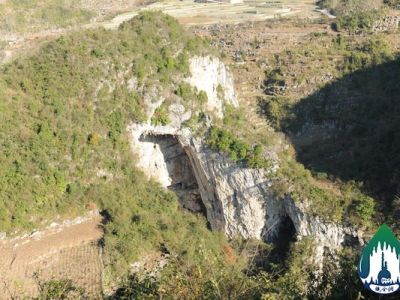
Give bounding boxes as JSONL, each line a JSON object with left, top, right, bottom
{"left": 262, "top": 57, "right": 400, "bottom": 209}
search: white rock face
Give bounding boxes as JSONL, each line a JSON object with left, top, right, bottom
{"left": 179, "top": 134, "right": 362, "bottom": 247}
{"left": 282, "top": 197, "right": 363, "bottom": 267}
{"left": 186, "top": 56, "right": 238, "bottom": 118}
{"left": 130, "top": 122, "right": 362, "bottom": 253}
{"left": 129, "top": 123, "right": 172, "bottom": 187}
{"left": 128, "top": 123, "right": 185, "bottom": 187}
{"left": 130, "top": 56, "right": 238, "bottom": 186}
{"left": 128, "top": 55, "right": 362, "bottom": 263}
{"left": 180, "top": 135, "right": 273, "bottom": 239}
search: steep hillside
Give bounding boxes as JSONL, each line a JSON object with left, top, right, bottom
{"left": 258, "top": 31, "right": 400, "bottom": 227}
{"left": 0, "top": 11, "right": 255, "bottom": 297}
{"left": 3, "top": 8, "right": 400, "bottom": 299}
{"left": 1, "top": 11, "right": 338, "bottom": 299}
{"left": 288, "top": 58, "right": 400, "bottom": 204}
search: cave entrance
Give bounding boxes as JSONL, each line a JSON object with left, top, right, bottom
{"left": 269, "top": 216, "right": 297, "bottom": 264}
{"left": 253, "top": 216, "right": 297, "bottom": 272}
{"left": 138, "top": 134, "right": 206, "bottom": 215}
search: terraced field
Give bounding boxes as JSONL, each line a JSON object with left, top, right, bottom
{"left": 0, "top": 214, "right": 103, "bottom": 299}
{"left": 102, "top": 0, "right": 321, "bottom": 28}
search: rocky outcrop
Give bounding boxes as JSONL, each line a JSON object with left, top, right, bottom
{"left": 181, "top": 134, "right": 275, "bottom": 239}
{"left": 129, "top": 55, "right": 238, "bottom": 189}
{"left": 130, "top": 123, "right": 362, "bottom": 253}
{"left": 186, "top": 56, "right": 238, "bottom": 118}
{"left": 128, "top": 55, "right": 363, "bottom": 266}
{"left": 372, "top": 15, "right": 400, "bottom": 32}
{"left": 180, "top": 133, "right": 363, "bottom": 247}
{"left": 282, "top": 197, "right": 364, "bottom": 267}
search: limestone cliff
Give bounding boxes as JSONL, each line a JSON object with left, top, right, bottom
{"left": 185, "top": 55, "right": 238, "bottom": 118}
{"left": 128, "top": 55, "right": 363, "bottom": 264}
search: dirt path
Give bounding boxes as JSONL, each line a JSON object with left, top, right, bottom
{"left": 0, "top": 212, "right": 103, "bottom": 299}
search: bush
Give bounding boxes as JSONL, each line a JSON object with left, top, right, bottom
{"left": 247, "top": 145, "right": 270, "bottom": 169}
{"left": 223, "top": 104, "right": 246, "bottom": 128}
{"left": 151, "top": 106, "right": 170, "bottom": 126}
{"left": 259, "top": 96, "right": 293, "bottom": 130}
{"left": 34, "top": 276, "right": 87, "bottom": 300}
{"left": 216, "top": 84, "right": 225, "bottom": 100}
{"left": 208, "top": 127, "right": 270, "bottom": 169}
{"left": 264, "top": 68, "right": 286, "bottom": 87}
{"left": 91, "top": 48, "right": 104, "bottom": 58}
{"left": 333, "top": 11, "right": 381, "bottom": 33}
{"left": 343, "top": 35, "right": 392, "bottom": 71}
{"left": 197, "top": 90, "right": 208, "bottom": 106}
{"left": 353, "top": 195, "right": 376, "bottom": 224}
{"left": 112, "top": 274, "right": 159, "bottom": 299}
{"left": 175, "top": 82, "right": 195, "bottom": 102}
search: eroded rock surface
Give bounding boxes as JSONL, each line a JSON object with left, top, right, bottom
{"left": 128, "top": 55, "right": 363, "bottom": 267}
{"left": 185, "top": 55, "right": 238, "bottom": 118}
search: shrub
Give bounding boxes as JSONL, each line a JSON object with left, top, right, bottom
{"left": 216, "top": 84, "right": 225, "bottom": 100}
{"left": 223, "top": 104, "right": 246, "bottom": 128}
{"left": 264, "top": 68, "right": 286, "bottom": 87}
{"left": 91, "top": 48, "right": 104, "bottom": 58}
{"left": 112, "top": 275, "right": 159, "bottom": 299}
{"left": 343, "top": 35, "right": 392, "bottom": 71}
{"left": 175, "top": 82, "right": 195, "bottom": 102}
{"left": 151, "top": 106, "right": 170, "bottom": 126}
{"left": 208, "top": 127, "right": 270, "bottom": 168}
{"left": 34, "top": 276, "right": 87, "bottom": 300}
{"left": 196, "top": 90, "right": 208, "bottom": 106}
{"left": 259, "top": 96, "right": 293, "bottom": 130}
{"left": 333, "top": 11, "right": 381, "bottom": 33}
{"left": 248, "top": 145, "right": 270, "bottom": 169}
{"left": 353, "top": 195, "right": 376, "bottom": 225}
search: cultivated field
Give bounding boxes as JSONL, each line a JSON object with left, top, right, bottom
{"left": 102, "top": 0, "right": 321, "bottom": 28}
{"left": 0, "top": 214, "right": 103, "bottom": 299}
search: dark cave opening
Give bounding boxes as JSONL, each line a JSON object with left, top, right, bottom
{"left": 251, "top": 216, "right": 297, "bottom": 272}
{"left": 273, "top": 215, "right": 297, "bottom": 259}
{"left": 138, "top": 134, "right": 207, "bottom": 216}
